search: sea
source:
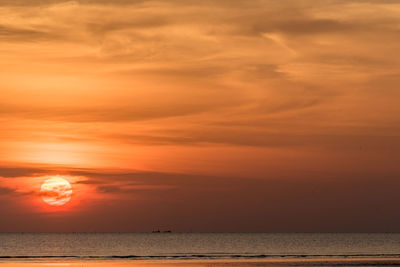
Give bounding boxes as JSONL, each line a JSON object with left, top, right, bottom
{"left": 0, "top": 233, "right": 399, "bottom": 263}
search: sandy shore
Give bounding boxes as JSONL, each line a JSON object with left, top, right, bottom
{"left": 1, "top": 258, "right": 400, "bottom": 266}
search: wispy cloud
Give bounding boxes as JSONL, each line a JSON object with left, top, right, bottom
{"left": 0, "top": 186, "right": 15, "bottom": 195}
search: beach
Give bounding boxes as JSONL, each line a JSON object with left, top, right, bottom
{"left": 2, "top": 258, "right": 400, "bottom": 267}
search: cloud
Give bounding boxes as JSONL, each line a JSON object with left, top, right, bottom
{"left": 107, "top": 129, "right": 400, "bottom": 150}
{"left": 0, "top": 102, "right": 229, "bottom": 122}
{"left": 1, "top": 163, "right": 400, "bottom": 231}
{"left": 0, "top": 164, "right": 248, "bottom": 192}
{"left": 0, "top": 187, "right": 15, "bottom": 195}
{"left": 96, "top": 185, "right": 121, "bottom": 193}
{"left": 0, "top": 166, "right": 49, "bottom": 178}
{"left": 87, "top": 17, "right": 169, "bottom": 35}
{"left": 0, "top": 24, "right": 55, "bottom": 42}
{"left": 0, "top": 0, "right": 147, "bottom": 6}
{"left": 234, "top": 18, "right": 353, "bottom": 37}
{"left": 269, "top": 19, "right": 353, "bottom": 35}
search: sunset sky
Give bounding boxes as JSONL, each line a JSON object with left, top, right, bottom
{"left": 1, "top": 0, "right": 400, "bottom": 232}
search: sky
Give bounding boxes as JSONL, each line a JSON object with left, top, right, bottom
{"left": 1, "top": 0, "right": 400, "bottom": 232}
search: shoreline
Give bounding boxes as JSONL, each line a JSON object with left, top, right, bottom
{"left": 2, "top": 258, "right": 400, "bottom": 266}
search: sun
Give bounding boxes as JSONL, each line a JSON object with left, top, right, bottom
{"left": 40, "top": 176, "right": 73, "bottom": 206}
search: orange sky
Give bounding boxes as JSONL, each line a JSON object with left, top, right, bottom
{"left": 1, "top": 0, "right": 400, "bottom": 232}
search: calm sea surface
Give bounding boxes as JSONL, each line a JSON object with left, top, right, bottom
{"left": 0, "top": 233, "right": 399, "bottom": 261}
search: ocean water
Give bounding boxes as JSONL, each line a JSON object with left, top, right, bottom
{"left": 0, "top": 233, "right": 399, "bottom": 261}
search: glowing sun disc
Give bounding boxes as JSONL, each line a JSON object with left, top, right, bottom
{"left": 40, "top": 177, "right": 72, "bottom": 206}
